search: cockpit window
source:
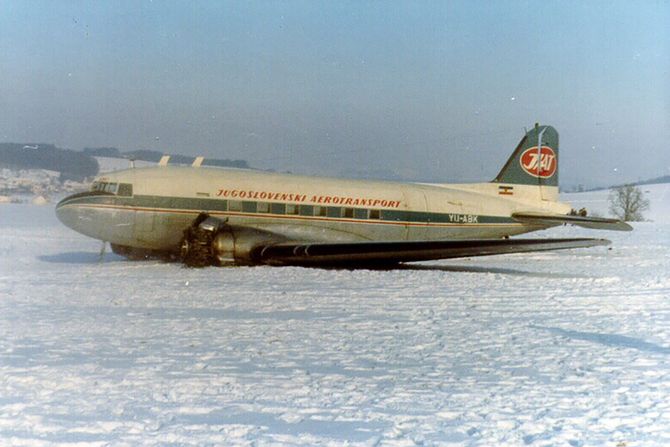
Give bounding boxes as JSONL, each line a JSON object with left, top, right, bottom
{"left": 90, "top": 182, "right": 132, "bottom": 196}
{"left": 117, "top": 183, "right": 133, "bottom": 196}
{"left": 92, "top": 181, "right": 113, "bottom": 192}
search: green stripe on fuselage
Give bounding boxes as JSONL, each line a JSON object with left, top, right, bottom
{"left": 58, "top": 193, "right": 516, "bottom": 225}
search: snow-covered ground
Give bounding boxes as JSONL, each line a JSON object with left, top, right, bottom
{"left": 1, "top": 188, "right": 669, "bottom": 446}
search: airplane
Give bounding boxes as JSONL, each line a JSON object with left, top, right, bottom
{"left": 56, "top": 124, "right": 631, "bottom": 267}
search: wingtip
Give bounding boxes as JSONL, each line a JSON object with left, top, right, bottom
{"left": 574, "top": 237, "right": 611, "bottom": 248}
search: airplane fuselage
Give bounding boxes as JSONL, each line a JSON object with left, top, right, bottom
{"left": 56, "top": 165, "right": 571, "bottom": 254}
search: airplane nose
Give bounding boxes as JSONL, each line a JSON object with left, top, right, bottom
{"left": 55, "top": 192, "right": 99, "bottom": 235}
{"left": 55, "top": 195, "right": 79, "bottom": 231}
{"left": 55, "top": 191, "right": 123, "bottom": 242}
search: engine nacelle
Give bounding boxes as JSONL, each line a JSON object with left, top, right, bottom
{"left": 180, "top": 213, "right": 284, "bottom": 267}
{"left": 211, "top": 225, "right": 281, "bottom": 265}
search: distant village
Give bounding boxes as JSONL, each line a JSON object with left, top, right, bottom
{"left": 0, "top": 167, "right": 91, "bottom": 205}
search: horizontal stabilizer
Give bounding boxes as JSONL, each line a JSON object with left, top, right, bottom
{"left": 252, "top": 238, "right": 611, "bottom": 267}
{"left": 512, "top": 212, "right": 632, "bottom": 231}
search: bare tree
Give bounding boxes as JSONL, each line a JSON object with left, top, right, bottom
{"left": 608, "top": 184, "right": 649, "bottom": 221}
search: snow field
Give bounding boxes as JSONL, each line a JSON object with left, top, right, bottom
{"left": 1, "top": 199, "right": 669, "bottom": 446}
{"left": 562, "top": 182, "right": 670, "bottom": 223}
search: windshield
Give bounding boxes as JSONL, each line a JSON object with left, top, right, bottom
{"left": 91, "top": 182, "right": 132, "bottom": 196}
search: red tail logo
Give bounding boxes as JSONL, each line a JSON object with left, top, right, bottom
{"left": 520, "top": 147, "right": 557, "bottom": 178}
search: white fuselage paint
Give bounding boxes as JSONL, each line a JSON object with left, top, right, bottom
{"left": 56, "top": 166, "right": 572, "bottom": 251}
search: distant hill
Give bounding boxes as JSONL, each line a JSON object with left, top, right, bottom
{"left": 82, "top": 147, "right": 122, "bottom": 158}
{"left": 1, "top": 142, "right": 252, "bottom": 182}
{"left": 637, "top": 175, "right": 670, "bottom": 186}
{"left": 84, "top": 147, "right": 250, "bottom": 169}
{"left": 576, "top": 175, "right": 670, "bottom": 193}
{"left": 0, "top": 143, "right": 98, "bottom": 181}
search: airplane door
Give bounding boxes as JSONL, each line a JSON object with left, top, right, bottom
{"left": 134, "top": 210, "right": 156, "bottom": 242}
{"left": 540, "top": 178, "right": 550, "bottom": 201}
{"left": 402, "top": 188, "right": 428, "bottom": 241}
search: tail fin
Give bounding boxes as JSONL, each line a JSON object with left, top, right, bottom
{"left": 493, "top": 124, "right": 559, "bottom": 187}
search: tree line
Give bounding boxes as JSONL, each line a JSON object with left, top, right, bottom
{"left": 83, "top": 147, "right": 249, "bottom": 169}
{"left": 0, "top": 143, "right": 98, "bottom": 181}
{"left": 1, "top": 143, "right": 252, "bottom": 182}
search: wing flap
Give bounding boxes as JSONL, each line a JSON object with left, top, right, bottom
{"left": 512, "top": 212, "right": 632, "bottom": 231}
{"left": 253, "top": 238, "right": 611, "bottom": 266}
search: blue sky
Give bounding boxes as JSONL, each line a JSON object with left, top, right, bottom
{"left": 1, "top": 1, "right": 668, "bottom": 186}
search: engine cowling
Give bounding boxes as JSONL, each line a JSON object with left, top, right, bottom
{"left": 180, "top": 213, "right": 283, "bottom": 267}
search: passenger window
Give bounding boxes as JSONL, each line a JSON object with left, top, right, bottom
{"left": 369, "top": 209, "right": 381, "bottom": 219}
{"left": 286, "top": 204, "right": 299, "bottom": 215}
{"left": 326, "top": 207, "right": 341, "bottom": 218}
{"left": 299, "top": 205, "right": 313, "bottom": 216}
{"left": 354, "top": 209, "right": 367, "bottom": 219}
{"left": 271, "top": 203, "right": 285, "bottom": 214}
{"left": 228, "top": 200, "right": 242, "bottom": 212}
{"left": 342, "top": 208, "right": 354, "bottom": 218}
{"left": 314, "top": 206, "right": 327, "bottom": 217}
{"left": 257, "top": 202, "right": 270, "bottom": 213}
{"left": 242, "top": 201, "right": 256, "bottom": 213}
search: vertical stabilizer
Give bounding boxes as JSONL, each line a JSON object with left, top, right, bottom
{"left": 493, "top": 124, "right": 559, "bottom": 187}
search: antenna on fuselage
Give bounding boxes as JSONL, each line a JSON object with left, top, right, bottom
{"left": 128, "top": 157, "right": 135, "bottom": 168}
{"left": 158, "top": 155, "right": 170, "bottom": 166}
{"left": 192, "top": 156, "right": 204, "bottom": 167}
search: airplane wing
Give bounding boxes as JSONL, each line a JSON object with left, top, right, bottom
{"left": 512, "top": 212, "right": 632, "bottom": 231}
{"left": 252, "top": 237, "right": 610, "bottom": 267}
